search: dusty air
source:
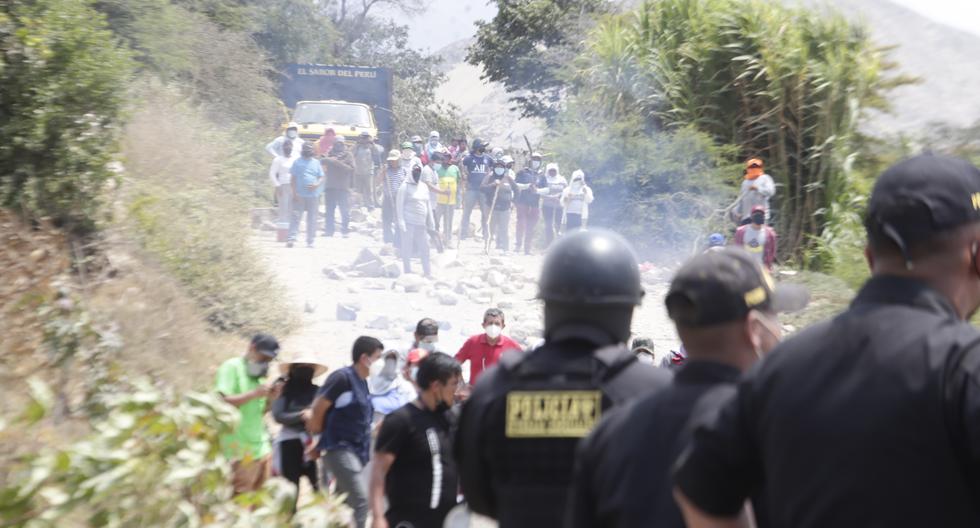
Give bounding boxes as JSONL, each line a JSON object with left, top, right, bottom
{"left": 3, "top": 0, "right": 980, "bottom": 527}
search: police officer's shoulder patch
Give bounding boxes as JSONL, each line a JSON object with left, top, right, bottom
{"left": 505, "top": 390, "right": 603, "bottom": 438}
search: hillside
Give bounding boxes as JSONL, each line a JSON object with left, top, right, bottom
{"left": 802, "top": 0, "right": 980, "bottom": 133}
{"left": 436, "top": 0, "right": 980, "bottom": 140}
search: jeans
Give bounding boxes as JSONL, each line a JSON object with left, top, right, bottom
{"left": 515, "top": 204, "right": 539, "bottom": 253}
{"left": 381, "top": 194, "right": 400, "bottom": 247}
{"left": 491, "top": 207, "right": 510, "bottom": 250}
{"left": 323, "top": 449, "right": 369, "bottom": 528}
{"left": 401, "top": 224, "right": 431, "bottom": 276}
{"left": 324, "top": 188, "right": 350, "bottom": 236}
{"left": 275, "top": 185, "right": 292, "bottom": 227}
{"left": 435, "top": 203, "right": 455, "bottom": 243}
{"left": 460, "top": 189, "right": 487, "bottom": 240}
{"left": 288, "top": 195, "right": 319, "bottom": 245}
{"left": 566, "top": 212, "right": 583, "bottom": 231}
{"left": 542, "top": 205, "right": 562, "bottom": 246}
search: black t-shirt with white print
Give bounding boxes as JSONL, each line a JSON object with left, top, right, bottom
{"left": 375, "top": 401, "right": 458, "bottom": 527}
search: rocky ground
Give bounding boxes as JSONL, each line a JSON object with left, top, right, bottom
{"left": 252, "top": 206, "right": 681, "bottom": 380}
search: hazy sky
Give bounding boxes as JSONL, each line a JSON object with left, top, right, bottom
{"left": 395, "top": 0, "right": 980, "bottom": 53}
{"left": 890, "top": 0, "right": 980, "bottom": 37}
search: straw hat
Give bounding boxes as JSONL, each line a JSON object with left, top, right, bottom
{"left": 278, "top": 352, "right": 328, "bottom": 377}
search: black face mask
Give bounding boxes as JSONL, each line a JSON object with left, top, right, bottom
{"left": 751, "top": 213, "right": 765, "bottom": 225}
{"left": 289, "top": 366, "right": 314, "bottom": 383}
{"left": 412, "top": 170, "right": 422, "bottom": 183}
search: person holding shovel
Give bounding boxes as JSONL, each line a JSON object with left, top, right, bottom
{"left": 481, "top": 158, "right": 518, "bottom": 253}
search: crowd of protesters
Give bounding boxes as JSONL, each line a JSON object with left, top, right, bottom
{"left": 214, "top": 306, "right": 531, "bottom": 527}
{"left": 229, "top": 152, "right": 980, "bottom": 528}
{"left": 267, "top": 125, "right": 594, "bottom": 257}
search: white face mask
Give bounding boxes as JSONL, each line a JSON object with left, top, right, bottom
{"left": 433, "top": 163, "right": 443, "bottom": 171}
{"left": 531, "top": 160, "right": 541, "bottom": 169}
{"left": 410, "top": 366, "right": 419, "bottom": 381}
{"left": 286, "top": 130, "right": 297, "bottom": 139}
{"left": 402, "top": 150, "right": 413, "bottom": 160}
{"left": 429, "top": 139, "right": 438, "bottom": 147}
{"left": 246, "top": 360, "right": 269, "bottom": 378}
{"left": 494, "top": 167, "right": 506, "bottom": 176}
{"left": 485, "top": 324, "right": 502, "bottom": 339}
{"left": 419, "top": 340, "right": 437, "bottom": 352}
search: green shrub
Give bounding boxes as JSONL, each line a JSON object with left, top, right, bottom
{"left": 1, "top": 380, "right": 350, "bottom": 527}
{"left": 0, "top": 0, "right": 132, "bottom": 236}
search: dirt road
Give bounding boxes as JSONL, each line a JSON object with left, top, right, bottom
{"left": 253, "top": 207, "right": 680, "bottom": 378}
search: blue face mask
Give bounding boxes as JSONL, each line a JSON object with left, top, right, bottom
{"left": 494, "top": 167, "right": 506, "bottom": 176}
{"left": 434, "top": 163, "right": 443, "bottom": 171}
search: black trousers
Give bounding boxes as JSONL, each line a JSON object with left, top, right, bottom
{"left": 279, "top": 438, "right": 319, "bottom": 491}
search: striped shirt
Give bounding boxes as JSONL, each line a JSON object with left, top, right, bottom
{"left": 385, "top": 166, "right": 407, "bottom": 200}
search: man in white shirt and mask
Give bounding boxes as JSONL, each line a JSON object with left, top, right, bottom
{"left": 265, "top": 122, "right": 304, "bottom": 159}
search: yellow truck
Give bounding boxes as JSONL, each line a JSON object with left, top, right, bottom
{"left": 291, "top": 100, "right": 378, "bottom": 143}
{"left": 281, "top": 65, "right": 394, "bottom": 149}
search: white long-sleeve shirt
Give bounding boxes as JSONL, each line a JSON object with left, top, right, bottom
{"left": 396, "top": 180, "right": 434, "bottom": 228}
{"left": 737, "top": 173, "right": 776, "bottom": 220}
{"left": 265, "top": 136, "right": 304, "bottom": 159}
{"left": 561, "top": 183, "right": 594, "bottom": 219}
{"left": 268, "top": 155, "right": 294, "bottom": 186}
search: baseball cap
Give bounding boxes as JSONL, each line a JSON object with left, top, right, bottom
{"left": 665, "top": 247, "right": 809, "bottom": 327}
{"left": 746, "top": 158, "right": 763, "bottom": 168}
{"left": 866, "top": 154, "right": 980, "bottom": 254}
{"left": 251, "top": 333, "right": 280, "bottom": 358}
{"left": 708, "top": 233, "right": 725, "bottom": 247}
{"left": 751, "top": 205, "right": 765, "bottom": 214}
{"left": 401, "top": 141, "right": 414, "bottom": 150}
{"left": 411, "top": 135, "right": 423, "bottom": 143}
{"left": 386, "top": 149, "right": 400, "bottom": 161}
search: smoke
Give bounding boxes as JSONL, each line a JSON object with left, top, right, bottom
{"left": 542, "top": 100, "right": 737, "bottom": 263}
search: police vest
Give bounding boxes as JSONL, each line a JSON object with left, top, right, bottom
{"left": 478, "top": 344, "right": 660, "bottom": 527}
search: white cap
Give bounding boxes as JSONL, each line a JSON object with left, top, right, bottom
{"left": 429, "top": 131, "right": 440, "bottom": 139}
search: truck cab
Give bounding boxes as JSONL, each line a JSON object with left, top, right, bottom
{"left": 291, "top": 100, "right": 378, "bottom": 143}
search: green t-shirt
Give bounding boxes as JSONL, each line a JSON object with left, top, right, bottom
{"left": 437, "top": 165, "right": 461, "bottom": 182}
{"left": 215, "top": 356, "right": 270, "bottom": 460}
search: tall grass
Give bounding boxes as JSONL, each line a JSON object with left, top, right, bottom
{"left": 118, "top": 82, "right": 297, "bottom": 335}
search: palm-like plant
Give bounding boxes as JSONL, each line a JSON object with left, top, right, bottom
{"left": 576, "top": 0, "right": 910, "bottom": 262}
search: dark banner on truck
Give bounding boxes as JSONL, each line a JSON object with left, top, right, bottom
{"left": 281, "top": 64, "right": 394, "bottom": 147}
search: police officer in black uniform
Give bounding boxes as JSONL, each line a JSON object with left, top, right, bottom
{"left": 674, "top": 154, "right": 980, "bottom": 527}
{"left": 455, "top": 229, "right": 672, "bottom": 527}
{"left": 567, "top": 247, "right": 808, "bottom": 528}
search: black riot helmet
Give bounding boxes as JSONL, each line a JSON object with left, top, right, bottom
{"left": 538, "top": 229, "right": 643, "bottom": 344}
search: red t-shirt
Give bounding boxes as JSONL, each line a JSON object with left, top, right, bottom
{"left": 455, "top": 334, "right": 522, "bottom": 383}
